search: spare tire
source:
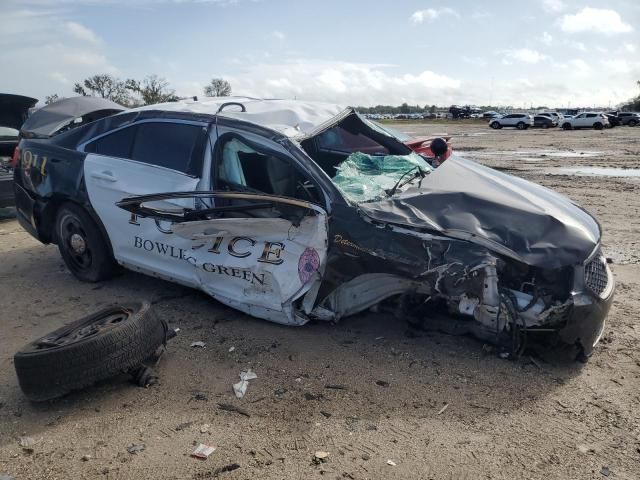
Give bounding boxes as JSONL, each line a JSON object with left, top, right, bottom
{"left": 14, "top": 302, "right": 167, "bottom": 401}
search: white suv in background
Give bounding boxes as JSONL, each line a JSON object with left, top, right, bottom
{"left": 561, "top": 112, "right": 609, "bottom": 130}
{"left": 489, "top": 113, "right": 534, "bottom": 130}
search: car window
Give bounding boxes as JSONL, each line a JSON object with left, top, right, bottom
{"left": 215, "top": 135, "right": 321, "bottom": 204}
{"left": 586, "top": 113, "right": 596, "bottom": 118}
{"left": 316, "top": 126, "right": 389, "bottom": 155}
{"left": 85, "top": 125, "right": 136, "bottom": 158}
{"left": 131, "top": 122, "right": 206, "bottom": 176}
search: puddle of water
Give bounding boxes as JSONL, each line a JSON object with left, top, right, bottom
{"left": 462, "top": 149, "right": 603, "bottom": 158}
{"left": 548, "top": 167, "right": 640, "bottom": 177}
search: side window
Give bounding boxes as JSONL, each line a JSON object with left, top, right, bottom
{"left": 586, "top": 113, "right": 596, "bottom": 118}
{"left": 132, "top": 122, "right": 206, "bottom": 176}
{"left": 215, "top": 135, "right": 321, "bottom": 204}
{"left": 316, "top": 126, "right": 389, "bottom": 155}
{"left": 85, "top": 126, "right": 136, "bottom": 158}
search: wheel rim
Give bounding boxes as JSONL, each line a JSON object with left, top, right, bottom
{"left": 35, "top": 309, "right": 130, "bottom": 350}
{"left": 59, "top": 213, "right": 93, "bottom": 273}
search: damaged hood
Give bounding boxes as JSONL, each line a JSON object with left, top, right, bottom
{"left": 358, "top": 156, "right": 600, "bottom": 268}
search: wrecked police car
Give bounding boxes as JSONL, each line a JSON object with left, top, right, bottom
{"left": 13, "top": 98, "right": 613, "bottom": 358}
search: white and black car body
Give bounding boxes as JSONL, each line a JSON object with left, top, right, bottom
{"left": 14, "top": 98, "right": 614, "bottom": 357}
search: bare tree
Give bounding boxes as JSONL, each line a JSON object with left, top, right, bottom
{"left": 73, "top": 74, "right": 131, "bottom": 105}
{"left": 45, "top": 94, "right": 60, "bottom": 105}
{"left": 204, "top": 78, "right": 232, "bottom": 97}
{"left": 125, "top": 75, "right": 178, "bottom": 105}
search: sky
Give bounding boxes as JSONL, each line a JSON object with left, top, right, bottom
{"left": 1, "top": 0, "right": 639, "bottom": 108}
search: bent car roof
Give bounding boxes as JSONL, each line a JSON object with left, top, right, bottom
{"left": 130, "top": 97, "right": 346, "bottom": 138}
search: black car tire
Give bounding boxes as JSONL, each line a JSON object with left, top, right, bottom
{"left": 55, "top": 203, "right": 117, "bottom": 282}
{"left": 14, "top": 302, "right": 167, "bottom": 401}
{"left": 542, "top": 123, "right": 548, "bottom": 129}
{"left": 490, "top": 121, "right": 501, "bottom": 129}
{"left": 562, "top": 123, "right": 572, "bottom": 130}
{"left": 593, "top": 122, "right": 603, "bottom": 130}
{"left": 629, "top": 120, "right": 638, "bottom": 127}
{"left": 516, "top": 122, "right": 525, "bottom": 130}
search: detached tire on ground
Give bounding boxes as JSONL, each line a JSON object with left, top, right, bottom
{"left": 14, "top": 302, "right": 167, "bottom": 401}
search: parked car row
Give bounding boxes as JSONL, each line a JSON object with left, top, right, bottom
{"left": 489, "top": 111, "right": 640, "bottom": 131}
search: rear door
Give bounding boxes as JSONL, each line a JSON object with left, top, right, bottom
{"left": 115, "top": 126, "right": 330, "bottom": 326}
{"left": 83, "top": 119, "right": 210, "bottom": 286}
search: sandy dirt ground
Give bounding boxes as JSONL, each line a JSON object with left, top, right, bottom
{"left": 0, "top": 122, "right": 639, "bottom": 480}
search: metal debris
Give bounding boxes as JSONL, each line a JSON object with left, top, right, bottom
{"left": 437, "top": 403, "right": 449, "bottom": 415}
{"left": 175, "top": 421, "right": 194, "bottom": 431}
{"left": 127, "top": 443, "right": 145, "bottom": 455}
{"left": 190, "top": 341, "right": 206, "bottom": 348}
{"left": 375, "top": 380, "right": 389, "bottom": 387}
{"left": 217, "top": 403, "right": 250, "bottom": 417}
{"left": 387, "top": 459, "right": 397, "bottom": 466}
{"left": 313, "top": 451, "right": 330, "bottom": 464}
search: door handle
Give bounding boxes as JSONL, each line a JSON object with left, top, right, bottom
{"left": 91, "top": 171, "right": 117, "bottom": 182}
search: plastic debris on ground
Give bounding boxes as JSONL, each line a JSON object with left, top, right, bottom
{"left": 191, "top": 443, "right": 216, "bottom": 459}
{"left": 332, "top": 151, "right": 431, "bottom": 203}
{"left": 228, "top": 346, "right": 235, "bottom": 352}
{"left": 387, "top": 460, "right": 397, "bottom": 466}
{"left": 190, "top": 341, "right": 206, "bottom": 348}
{"left": 233, "top": 369, "right": 257, "bottom": 398}
{"left": 19, "top": 437, "right": 39, "bottom": 453}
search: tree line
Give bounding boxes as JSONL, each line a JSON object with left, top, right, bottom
{"left": 45, "top": 75, "right": 232, "bottom": 106}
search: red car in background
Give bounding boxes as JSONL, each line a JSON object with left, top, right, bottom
{"left": 368, "top": 120, "right": 452, "bottom": 164}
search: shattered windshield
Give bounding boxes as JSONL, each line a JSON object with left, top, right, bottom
{"left": 332, "top": 151, "right": 433, "bottom": 203}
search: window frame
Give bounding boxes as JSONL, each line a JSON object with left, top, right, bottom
{"left": 212, "top": 131, "right": 326, "bottom": 207}
{"left": 79, "top": 118, "right": 209, "bottom": 178}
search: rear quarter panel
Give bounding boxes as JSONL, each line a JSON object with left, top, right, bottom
{"left": 14, "top": 140, "right": 89, "bottom": 242}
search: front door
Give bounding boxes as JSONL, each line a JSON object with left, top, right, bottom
{"left": 118, "top": 192, "right": 328, "bottom": 326}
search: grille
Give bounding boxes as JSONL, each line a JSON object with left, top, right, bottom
{"left": 584, "top": 255, "right": 609, "bottom": 297}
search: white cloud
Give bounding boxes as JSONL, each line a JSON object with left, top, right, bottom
{"left": 567, "top": 59, "right": 591, "bottom": 75}
{"left": 502, "top": 48, "right": 548, "bottom": 64}
{"left": 541, "top": 32, "right": 552, "bottom": 45}
{"left": 541, "top": 0, "right": 565, "bottom": 13}
{"left": 410, "top": 8, "right": 459, "bottom": 24}
{"left": 222, "top": 60, "right": 461, "bottom": 106}
{"left": 461, "top": 56, "right": 487, "bottom": 67}
{"left": 471, "top": 11, "right": 492, "bottom": 20}
{"left": 624, "top": 43, "right": 636, "bottom": 53}
{"left": 271, "top": 30, "right": 285, "bottom": 41}
{"left": 602, "top": 59, "right": 632, "bottom": 74}
{"left": 65, "top": 21, "right": 99, "bottom": 43}
{"left": 560, "top": 8, "right": 632, "bottom": 34}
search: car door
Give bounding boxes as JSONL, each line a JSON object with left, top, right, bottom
{"left": 114, "top": 125, "right": 329, "bottom": 326}
{"left": 83, "top": 119, "right": 210, "bottom": 286}
{"left": 501, "top": 114, "right": 514, "bottom": 126}
{"left": 574, "top": 113, "right": 587, "bottom": 127}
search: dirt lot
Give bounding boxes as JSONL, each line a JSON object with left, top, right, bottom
{"left": 1, "top": 123, "right": 639, "bottom": 480}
